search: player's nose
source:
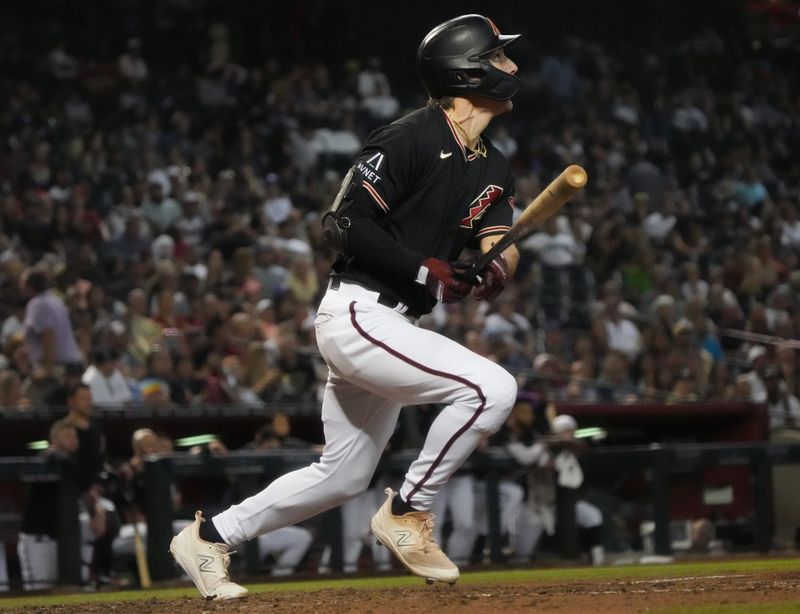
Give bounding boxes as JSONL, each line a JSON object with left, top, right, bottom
{"left": 505, "top": 57, "right": 518, "bottom": 75}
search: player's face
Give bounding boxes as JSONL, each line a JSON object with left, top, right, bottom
{"left": 486, "top": 48, "right": 517, "bottom": 76}
{"left": 482, "top": 48, "right": 517, "bottom": 114}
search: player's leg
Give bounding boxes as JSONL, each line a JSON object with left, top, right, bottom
{"left": 0, "top": 542, "right": 7, "bottom": 593}
{"left": 17, "top": 533, "right": 58, "bottom": 590}
{"left": 171, "top": 373, "right": 400, "bottom": 599}
{"left": 369, "top": 482, "right": 393, "bottom": 571}
{"left": 256, "top": 526, "right": 313, "bottom": 576}
{"left": 317, "top": 494, "right": 366, "bottom": 573}
{"left": 512, "top": 509, "right": 545, "bottom": 564}
{"left": 212, "top": 377, "right": 400, "bottom": 544}
{"left": 575, "top": 499, "right": 604, "bottom": 564}
{"left": 498, "top": 480, "right": 525, "bottom": 545}
{"left": 335, "top": 302, "right": 517, "bottom": 511}
{"left": 430, "top": 480, "right": 451, "bottom": 546}
{"left": 111, "top": 523, "right": 136, "bottom": 558}
{"left": 335, "top": 303, "right": 515, "bottom": 582}
{"left": 441, "top": 474, "right": 477, "bottom": 566}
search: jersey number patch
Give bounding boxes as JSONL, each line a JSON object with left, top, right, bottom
{"left": 460, "top": 184, "right": 503, "bottom": 228}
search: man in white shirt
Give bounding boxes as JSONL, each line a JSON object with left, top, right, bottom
{"left": 521, "top": 216, "right": 581, "bottom": 267}
{"left": 82, "top": 349, "right": 133, "bottom": 408}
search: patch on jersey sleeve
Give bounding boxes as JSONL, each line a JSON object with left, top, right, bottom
{"left": 460, "top": 184, "right": 504, "bottom": 228}
{"left": 355, "top": 150, "right": 391, "bottom": 212}
{"left": 356, "top": 153, "right": 384, "bottom": 186}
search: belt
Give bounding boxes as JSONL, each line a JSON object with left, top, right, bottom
{"left": 328, "top": 277, "right": 421, "bottom": 319}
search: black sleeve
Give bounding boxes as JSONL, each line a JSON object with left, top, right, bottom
{"left": 341, "top": 124, "right": 425, "bottom": 278}
{"left": 345, "top": 199, "right": 423, "bottom": 278}
{"left": 469, "top": 166, "right": 515, "bottom": 248}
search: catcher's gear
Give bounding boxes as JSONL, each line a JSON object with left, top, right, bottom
{"left": 417, "top": 14, "right": 521, "bottom": 101}
{"left": 417, "top": 258, "right": 474, "bottom": 303}
{"left": 473, "top": 253, "right": 508, "bottom": 300}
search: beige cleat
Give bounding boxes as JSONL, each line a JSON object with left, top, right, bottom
{"left": 169, "top": 511, "right": 248, "bottom": 600}
{"left": 370, "top": 488, "right": 459, "bottom": 585}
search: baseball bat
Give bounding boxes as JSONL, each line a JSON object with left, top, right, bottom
{"left": 462, "top": 164, "right": 588, "bottom": 281}
{"left": 133, "top": 521, "right": 152, "bottom": 588}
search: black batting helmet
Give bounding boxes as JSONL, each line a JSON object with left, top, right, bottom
{"left": 417, "top": 14, "right": 520, "bottom": 101}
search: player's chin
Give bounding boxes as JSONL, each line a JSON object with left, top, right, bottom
{"left": 491, "top": 99, "right": 514, "bottom": 115}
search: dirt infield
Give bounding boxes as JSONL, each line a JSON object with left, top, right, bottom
{"left": 16, "top": 571, "right": 800, "bottom": 614}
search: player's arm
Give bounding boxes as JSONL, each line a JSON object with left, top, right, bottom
{"left": 345, "top": 182, "right": 473, "bottom": 302}
{"left": 326, "top": 128, "right": 472, "bottom": 302}
{"left": 479, "top": 235, "right": 518, "bottom": 277}
{"left": 472, "top": 180, "right": 518, "bottom": 300}
{"left": 344, "top": 189, "right": 422, "bottom": 278}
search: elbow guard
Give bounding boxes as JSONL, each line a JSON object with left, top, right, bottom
{"left": 321, "top": 167, "right": 358, "bottom": 257}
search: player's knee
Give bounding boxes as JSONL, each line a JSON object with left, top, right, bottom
{"left": 577, "top": 502, "right": 603, "bottom": 528}
{"left": 340, "top": 471, "right": 373, "bottom": 499}
{"left": 298, "top": 527, "right": 314, "bottom": 550}
{"left": 474, "top": 368, "right": 517, "bottom": 433}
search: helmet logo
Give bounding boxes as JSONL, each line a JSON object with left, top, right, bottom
{"left": 487, "top": 17, "right": 500, "bottom": 36}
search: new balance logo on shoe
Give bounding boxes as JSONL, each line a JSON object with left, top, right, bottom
{"left": 395, "top": 530, "right": 413, "bottom": 547}
{"left": 198, "top": 554, "right": 215, "bottom": 573}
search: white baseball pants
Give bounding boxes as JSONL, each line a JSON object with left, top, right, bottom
{"left": 213, "top": 282, "right": 517, "bottom": 546}
{"left": 17, "top": 533, "right": 57, "bottom": 591}
{"left": 513, "top": 499, "right": 603, "bottom": 560}
{"left": 256, "top": 526, "right": 313, "bottom": 575}
{"left": 318, "top": 485, "right": 392, "bottom": 573}
{"left": 431, "top": 474, "right": 478, "bottom": 565}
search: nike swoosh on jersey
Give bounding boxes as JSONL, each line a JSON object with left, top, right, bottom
{"left": 439, "top": 150, "right": 452, "bottom": 159}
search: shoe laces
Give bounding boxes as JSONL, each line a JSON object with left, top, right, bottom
{"left": 207, "top": 543, "right": 236, "bottom": 588}
{"left": 414, "top": 513, "right": 442, "bottom": 554}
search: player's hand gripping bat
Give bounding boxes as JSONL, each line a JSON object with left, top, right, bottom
{"left": 460, "top": 164, "right": 588, "bottom": 283}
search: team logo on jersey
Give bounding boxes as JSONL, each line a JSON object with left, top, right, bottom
{"left": 460, "top": 184, "right": 503, "bottom": 228}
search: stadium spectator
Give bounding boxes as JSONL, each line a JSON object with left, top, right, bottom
{"left": 137, "top": 348, "right": 173, "bottom": 406}
{"left": 764, "top": 366, "right": 800, "bottom": 431}
{"left": 82, "top": 349, "right": 133, "bottom": 408}
{"left": 21, "top": 269, "right": 83, "bottom": 371}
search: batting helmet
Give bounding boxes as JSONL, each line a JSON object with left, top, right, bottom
{"left": 417, "top": 14, "right": 521, "bottom": 101}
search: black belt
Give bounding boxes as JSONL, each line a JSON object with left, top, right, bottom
{"left": 328, "top": 277, "right": 422, "bottom": 318}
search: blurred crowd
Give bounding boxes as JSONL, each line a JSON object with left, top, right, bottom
{"left": 0, "top": 8, "right": 798, "bottom": 591}
{"left": 0, "top": 21, "right": 797, "bottom": 425}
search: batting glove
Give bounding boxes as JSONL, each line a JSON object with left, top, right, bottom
{"left": 416, "top": 258, "right": 475, "bottom": 303}
{"left": 473, "top": 253, "right": 508, "bottom": 301}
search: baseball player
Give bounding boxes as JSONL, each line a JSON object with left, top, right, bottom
{"left": 170, "top": 14, "right": 522, "bottom": 599}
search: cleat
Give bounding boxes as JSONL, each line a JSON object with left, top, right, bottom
{"left": 370, "top": 488, "right": 459, "bottom": 584}
{"left": 169, "top": 511, "right": 248, "bottom": 600}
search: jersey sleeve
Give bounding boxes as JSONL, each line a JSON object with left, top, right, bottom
{"left": 472, "top": 170, "right": 515, "bottom": 243}
{"left": 333, "top": 123, "right": 425, "bottom": 279}
{"left": 349, "top": 123, "right": 420, "bottom": 215}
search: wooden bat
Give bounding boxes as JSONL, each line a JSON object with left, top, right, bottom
{"left": 133, "top": 521, "right": 152, "bottom": 588}
{"left": 462, "top": 164, "right": 588, "bottom": 282}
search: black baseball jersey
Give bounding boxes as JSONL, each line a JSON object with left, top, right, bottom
{"left": 335, "top": 105, "right": 515, "bottom": 316}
